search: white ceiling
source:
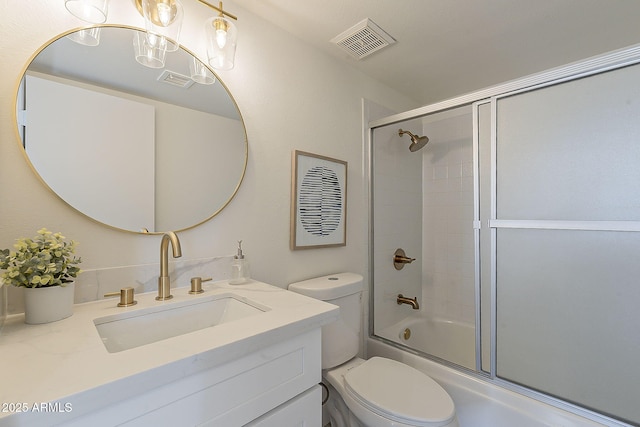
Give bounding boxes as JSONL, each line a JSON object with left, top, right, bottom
{"left": 233, "top": 0, "right": 640, "bottom": 105}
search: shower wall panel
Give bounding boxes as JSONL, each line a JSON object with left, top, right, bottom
{"left": 421, "top": 110, "right": 475, "bottom": 325}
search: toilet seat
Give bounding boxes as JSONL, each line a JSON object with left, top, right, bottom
{"left": 343, "top": 357, "right": 456, "bottom": 427}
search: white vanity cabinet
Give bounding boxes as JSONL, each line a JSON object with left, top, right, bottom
{"left": 63, "top": 329, "right": 321, "bottom": 427}
{"left": 0, "top": 282, "right": 337, "bottom": 427}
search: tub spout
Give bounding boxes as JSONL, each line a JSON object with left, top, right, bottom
{"left": 397, "top": 294, "right": 420, "bottom": 310}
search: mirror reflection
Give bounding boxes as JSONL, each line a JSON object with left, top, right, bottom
{"left": 16, "top": 26, "right": 247, "bottom": 233}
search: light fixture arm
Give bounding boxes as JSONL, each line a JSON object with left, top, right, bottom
{"left": 196, "top": 0, "right": 237, "bottom": 20}
{"left": 134, "top": 0, "right": 238, "bottom": 22}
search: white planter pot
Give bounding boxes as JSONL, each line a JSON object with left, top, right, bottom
{"left": 23, "top": 282, "right": 75, "bottom": 324}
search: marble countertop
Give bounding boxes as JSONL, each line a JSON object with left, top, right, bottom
{"left": 0, "top": 280, "right": 338, "bottom": 423}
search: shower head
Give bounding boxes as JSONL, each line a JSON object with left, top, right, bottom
{"left": 398, "top": 129, "right": 429, "bottom": 152}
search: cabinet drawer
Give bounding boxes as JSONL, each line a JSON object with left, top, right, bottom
{"left": 245, "top": 385, "right": 321, "bottom": 427}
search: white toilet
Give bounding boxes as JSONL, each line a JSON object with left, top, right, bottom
{"left": 288, "top": 273, "right": 459, "bottom": 427}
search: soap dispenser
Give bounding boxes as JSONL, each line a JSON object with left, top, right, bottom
{"left": 229, "top": 240, "right": 250, "bottom": 284}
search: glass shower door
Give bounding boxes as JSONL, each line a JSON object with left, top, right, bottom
{"left": 371, "top": 107, "right": 478, "bottom": 371}
{"left": 492, "top": 62, "right": 640, "bottom": 425}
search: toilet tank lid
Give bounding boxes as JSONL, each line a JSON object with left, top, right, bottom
{"left": 288, "top": 272, "right": 363, "bottom": 300}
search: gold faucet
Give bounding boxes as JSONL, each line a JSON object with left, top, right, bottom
{"left": 397, "top": 294, "right": 420, "bottom": 310}
{"left": 157, "top": 231, "right": 182, "bottom": 301}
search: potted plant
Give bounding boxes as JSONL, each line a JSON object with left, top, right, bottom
{"left": 0, "top": 228, "right": 82, "bottom": 324}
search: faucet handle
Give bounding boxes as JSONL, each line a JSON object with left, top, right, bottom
{"left": 189, "top": 277, "right": 212, "bottom": 294}
{"left": 104, "top": 287, "right": 137, "bottom": 307}
{"left": 393, "top": 248, "right": 416, "bottom": 270}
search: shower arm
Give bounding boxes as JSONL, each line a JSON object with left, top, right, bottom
{"left": 398, "top": 129, "right": 418, "bottom": 140}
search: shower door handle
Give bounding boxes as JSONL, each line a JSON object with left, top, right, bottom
{"left": 393, "top": 248, "right": 415, "bottom": 270}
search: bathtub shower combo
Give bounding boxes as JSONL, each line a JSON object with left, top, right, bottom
{"left": 368, "top": 48, "right": 640, "bottom": 427}
{"left": 372, "top": 108, "right": 479, "bottom": 374}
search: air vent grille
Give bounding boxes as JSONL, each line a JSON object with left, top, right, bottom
{"left": 330, "top": 18, "right": 396, "bottom": 60}
{"left": 157, "top": 70, "right": 194, "bottom": 89}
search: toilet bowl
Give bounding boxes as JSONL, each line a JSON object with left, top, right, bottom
{"left": 288, "top": 273, "right": 458, "bottom": 427}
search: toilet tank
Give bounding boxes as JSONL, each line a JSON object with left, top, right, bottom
{"left": 288, "top": 273, "right": 363, "bottom": 369}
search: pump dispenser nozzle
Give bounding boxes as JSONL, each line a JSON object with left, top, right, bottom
{"left": 235, "top": 240, "right": 244, "bottom": 259}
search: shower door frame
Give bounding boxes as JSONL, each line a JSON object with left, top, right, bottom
{"left": 367, "top": 43, "right": 640, "bottom": 427}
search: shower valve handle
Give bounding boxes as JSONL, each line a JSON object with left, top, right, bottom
{"left": 395, "top": 255, "right": 415, "bottom": 263}
{"left": 393, "top": 248, "right": 415, "bottom": 270}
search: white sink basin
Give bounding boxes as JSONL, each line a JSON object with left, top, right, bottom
{"left": 94, "top": 293, "right": 268, "bottom": 353}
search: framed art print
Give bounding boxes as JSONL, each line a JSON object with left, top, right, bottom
{"left": 291, "top": 150, "right": 347, "bottom": 250}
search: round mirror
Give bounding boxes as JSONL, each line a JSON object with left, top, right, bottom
{"left": 15, "top": 26, "right": 247, "bottom": 233}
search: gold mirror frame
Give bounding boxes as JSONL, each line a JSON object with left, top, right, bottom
{"left": 12, "top": 25, "right": 248, "bottom": 234}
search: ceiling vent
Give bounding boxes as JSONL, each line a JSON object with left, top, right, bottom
{"left": 157, "top": 70, "right": 194, "bottom": 89}
{"left": 330, "top": 18, "right": 396, "bottom": 60}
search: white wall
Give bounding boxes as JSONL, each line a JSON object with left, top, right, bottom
{"left": 0, "top": 1, "right": 417, "bottom": 312}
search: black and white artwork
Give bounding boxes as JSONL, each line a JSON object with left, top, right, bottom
{"left": 291, "top": 150, "right": 347, "bottom": 249}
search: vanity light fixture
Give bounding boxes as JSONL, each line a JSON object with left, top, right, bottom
{"left": 203, "top": 1, "right": 238, "bottom": 70}
{"left": 65, "top": 0, "right": 239, "bottom": 71}
{"left": 133, "top": 30, "right": 167, "bottom": 69}
{"left": 135, "top": 0, "right": 238, "bottom": 70}
{"left": 139, "top": 0, "right": 184, "bottom": 52}
{"left": 64, "top": 0, "right": 109, "bottom": 24}
{"left": 190, "top": 56, "right": 216, "bottom": 84}
{"left": 66, "top": 27, "right": 102, "bottom": 46}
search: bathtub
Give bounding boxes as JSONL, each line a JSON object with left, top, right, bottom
{"left": 366, "top": 337, "right": 627, "bottom": 427}
{"left": 377, "top": 315, "right": 476, "bottom": 370}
